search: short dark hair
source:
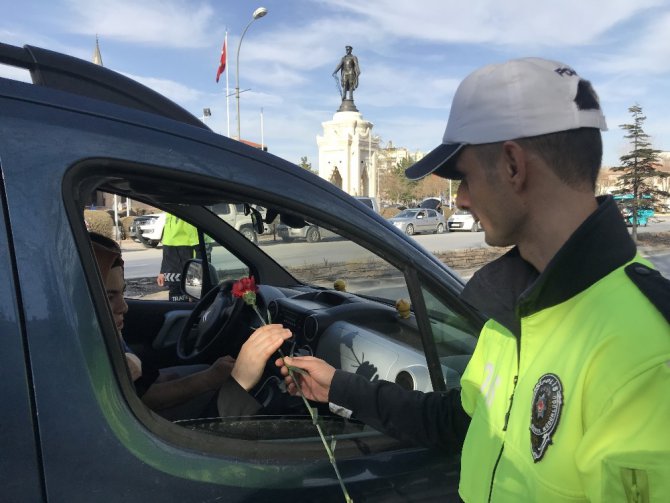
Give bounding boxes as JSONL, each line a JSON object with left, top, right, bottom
{"left": 473, "top": 128, "right": 602, "bottom": 190}
{"left": 89, "top": 232, "right": 124, "bottom": 269}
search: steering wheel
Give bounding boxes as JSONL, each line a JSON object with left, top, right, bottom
{"left": 176, "top": 279, "right": 244, "bottom": 361}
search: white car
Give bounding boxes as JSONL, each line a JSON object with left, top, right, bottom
{"left": 129, "top": 212, "right": 166, "bottom": 247}
{"left": 447, "top": 210, "right": 482, "bottom": 232}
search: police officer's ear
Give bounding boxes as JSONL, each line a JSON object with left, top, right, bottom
{"left": 501, "top": 140, "right": 528, "bottom": 193}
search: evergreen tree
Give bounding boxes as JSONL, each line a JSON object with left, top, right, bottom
{"left": 299, "top": 156, "right": 313, "bottom": 172}
{"left": 611, "top": 104, "right": 667, "bottom": 240}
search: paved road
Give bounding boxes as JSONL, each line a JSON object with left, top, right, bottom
{"left": 644, "top": 250, "right": 670, "bottom": 277}
{"left": 122, "top": 215, "right": 670, "bottom": 279}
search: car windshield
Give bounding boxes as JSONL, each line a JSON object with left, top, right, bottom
{"left": 213, "top": 204, "right": 408, "bottom": 302}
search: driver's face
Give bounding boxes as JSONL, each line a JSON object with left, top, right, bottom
{"left": 106, "top": 266, "right": 128, "bottom": 334}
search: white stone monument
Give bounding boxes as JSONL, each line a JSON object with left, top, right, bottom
{"left": 317, "top": 110, "right": 380, "bottom": 197}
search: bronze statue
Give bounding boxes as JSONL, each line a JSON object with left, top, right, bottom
{"left": 333, "top": 46, "right": 360, "bottom": 106}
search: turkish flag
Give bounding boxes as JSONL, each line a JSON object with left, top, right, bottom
{"left": 215, "top": 39, "right": 227, "bottom": 83}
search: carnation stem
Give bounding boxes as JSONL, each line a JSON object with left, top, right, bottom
{"left": 243, "top": 287, "right": 351, "bottom": 501}
{"left": 278, "top": 349, "right": 353, "bottom": 503}
{"left": 252, "top": 306, "right": 267, "bottom": 326}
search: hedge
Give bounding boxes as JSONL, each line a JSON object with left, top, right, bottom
{"left": 84, "top": 210, "right": 114, "bottom": 238}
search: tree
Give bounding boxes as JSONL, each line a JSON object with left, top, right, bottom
{"left": 299, "top": 156, "right": 314, "bottom": 172}
{"left": 611, "top": 104, "right": 668, "bottom": 241}
{"left": 380, "top": 157, "right": 417, "bottom": 205}
{"left": 416, "top": 175, "right": 458, "bottom": 209}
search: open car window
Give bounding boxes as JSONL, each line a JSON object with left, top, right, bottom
{"left": 69, "top": 154, "right": 481, "bottom": 466}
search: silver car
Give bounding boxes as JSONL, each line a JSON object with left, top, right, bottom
{"left": 388, "top": 208, "right": 446, "bottom": 235}
{"left": 276, "top": 222, "right": 338, "bottom": 242}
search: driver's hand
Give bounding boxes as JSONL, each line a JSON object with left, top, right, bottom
{"left": 231, "top": 324, "right": 292, "bottom": 391}
{"left": 204, "top": 355, "right": 236, "bottom": 390}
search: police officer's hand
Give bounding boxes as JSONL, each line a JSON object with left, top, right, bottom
{"left": 275, "top": 356, "right": 335, "bottom": 403}
{"left": 156, "top": 273, "right": 165, "bottom": 287}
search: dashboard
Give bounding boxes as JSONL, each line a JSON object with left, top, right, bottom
{"left": 260, "top": 286, "right": 465, "bottom": 392}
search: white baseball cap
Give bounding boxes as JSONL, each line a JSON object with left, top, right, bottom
{"left": 405, "top": 57, "right": 608, "bottom": 180}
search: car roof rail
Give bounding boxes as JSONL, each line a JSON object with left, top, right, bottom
{"left": 0, "top": 42, "right": 209, "bottom": 130}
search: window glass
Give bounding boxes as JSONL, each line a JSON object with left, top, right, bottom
{"left": 259, "top": 221, "right": 408, "bottom": 301}
{"left": 209, "top": 243, "right": 249, "bottom": 283}
{"left": 84, "top": 185, "right": 475, "bottom": 446}
{"left": 104, "top": 198, "right": 251, "bottom": 300}
{"left": 421, "top": 284, "right": 478, "bottom": 390}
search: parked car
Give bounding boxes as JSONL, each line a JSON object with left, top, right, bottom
{"left": 130, "top": 204, "right": 260, "bottom": 247}
{"left": 447, "top": 209, "right": 482, "bottom": 232}
{"left": 129, "top": 212, "right": 166, "bottom": 247}
{"left": 211, "top": 202, "right": 263, "bottom": 243}
{"left": 353, "top": 196, "right": 380, "bottom": 213}
{"left": 419, "top": 197, "right": 443, "bottom": 211}
{"left": 276, "top": 222, "right": 338, "bottom": 243}
{"left": 0, "top": 42, "right": 484, "bottom": 501}
{"left": 388, "top": 208, "right": 447, "bottom": 235}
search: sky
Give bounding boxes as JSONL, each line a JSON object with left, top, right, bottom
{"left": 2, "top": 0, "right": 670, "bottom": 169}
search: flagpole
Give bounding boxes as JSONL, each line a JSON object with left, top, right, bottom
{"left": 225, "top": 31, "right": 230, "bottom": 137}
{"left": 260, "top": 107, "right": 264, "bottom": 150}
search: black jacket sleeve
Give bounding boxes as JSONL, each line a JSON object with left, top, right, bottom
{"left": 134, "top": 363, "right": 160, "bottom": 397}
{"left": 329, "top": 370, "right": 470, "bottom": 453}
{"left": 216, "top": 378, "right": 263, "bottom": 417}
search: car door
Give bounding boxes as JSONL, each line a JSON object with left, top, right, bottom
{"left": 426, "top": 209, "right": 438, "bottom": 232}
{"left": 416, "top": 209, "right": 428, "bottom": 232}
{"left": 0, "top": 174, "right": 44, "bottom": 502}
{"left": 1, "top": 74, "right": 482, "bottom": 501}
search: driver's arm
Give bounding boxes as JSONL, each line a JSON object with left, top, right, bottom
{"left": 218, "top": 324, "right": 293, "bottom": 416}
{"left": 142, "top": 324, "right": 291, "bottom": 414}
{"left": 141, "top": 356, "right": 235, "bottom": 410}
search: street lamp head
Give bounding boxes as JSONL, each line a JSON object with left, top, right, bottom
{"left": 253, "top": 7, "right": 268, "bottom": 19}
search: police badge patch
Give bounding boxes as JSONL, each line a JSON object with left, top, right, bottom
{"left": 530, "top": 373, "right": 563, "bottom": 462}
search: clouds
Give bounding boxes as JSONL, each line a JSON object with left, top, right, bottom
{"left": 590, "top": 11, "right": 670, "bottom": 75}
{"left": 0, "top": 0, "right": 668, "bottom": 169}
{"left": 321, "top": 0, "right": 664, "bottom": 47}
{"left": 62, "top": 0, "right": 219, "bottom": 48}
{"left": 123, "top": 72, "right": 204, "bottom": 104}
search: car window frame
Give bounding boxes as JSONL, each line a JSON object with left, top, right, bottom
{"left": 63, "top": 160, "right": 475, "bottom": 461}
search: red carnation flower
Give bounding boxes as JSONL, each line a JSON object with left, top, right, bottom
{"left": 232, "top": 276, "right": 257, "bottom": 301}
{"left": 232, "top": 276, "right": 266, "bottom": 324}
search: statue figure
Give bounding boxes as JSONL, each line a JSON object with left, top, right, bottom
{"left": 333, "top": 46, "right": 360, "bottom": 102}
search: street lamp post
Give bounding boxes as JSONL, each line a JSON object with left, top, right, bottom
{"left": 235, "top": 6, "right": 267, "bottom": 141}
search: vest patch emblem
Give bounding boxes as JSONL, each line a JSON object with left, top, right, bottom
{"left": 530, "top": 373, "right": 563, "bottom": 462}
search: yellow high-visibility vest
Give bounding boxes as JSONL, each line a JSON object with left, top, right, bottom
{"left": 459, "top": 256, "right": 670, "bottom": 502}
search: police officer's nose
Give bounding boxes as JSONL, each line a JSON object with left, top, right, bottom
{"left": 456, "top": 183, "right": 470, "bottom": 211}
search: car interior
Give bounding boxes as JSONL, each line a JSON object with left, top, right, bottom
{"left": 71, "top": 164, "right": 482, "bottom": 458}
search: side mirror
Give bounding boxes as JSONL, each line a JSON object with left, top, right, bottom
{"left": 181, "top": 259, "right": 218, "bottom": 300}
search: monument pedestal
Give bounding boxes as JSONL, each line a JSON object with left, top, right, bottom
{"left": 317, "top": 109, "right": 379, "bottom": 198}
{"left": 337, "top": 98, "right": 358, "bottom": 112}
